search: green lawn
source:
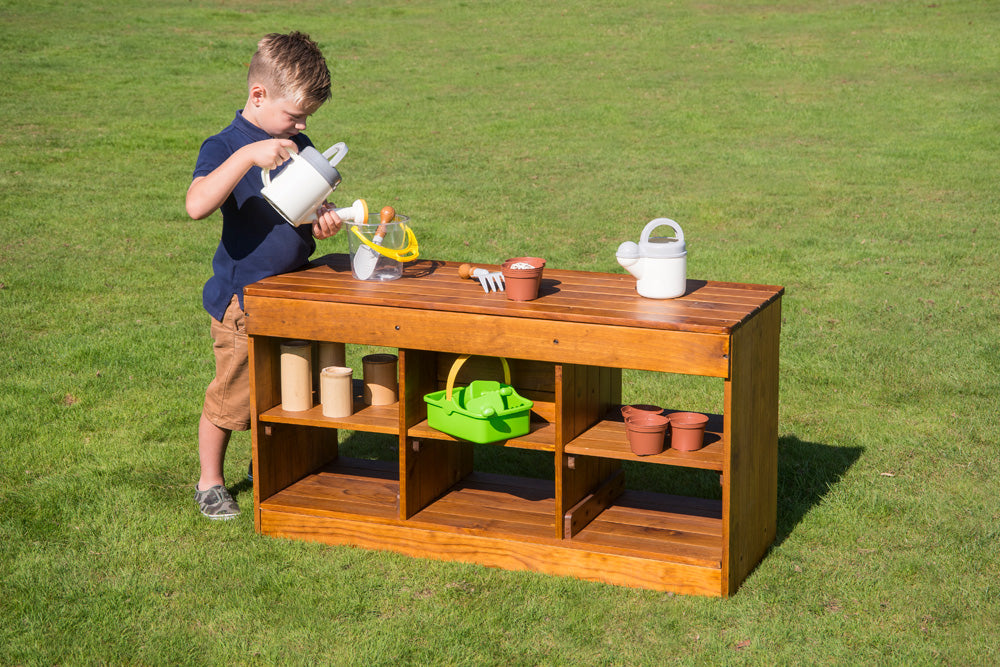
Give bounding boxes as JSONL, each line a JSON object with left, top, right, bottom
{"left": 1, "top": 0, "right": 998, "bottom": 664}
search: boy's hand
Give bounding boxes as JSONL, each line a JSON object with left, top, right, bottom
{"left": 248, "top": 138, "right": 299, "bottom": 170}
{"left": 312, "top": 203, "right": 343, "bottom": 240}
{"left": 185, "top": 138, "right": 300, "bottom": 220}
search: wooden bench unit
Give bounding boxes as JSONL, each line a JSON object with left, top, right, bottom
{"left": 245, "top": 254, "right": 782, "bottom": 597}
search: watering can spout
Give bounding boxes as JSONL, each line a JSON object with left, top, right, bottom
{"left": 616, "top": 241, "right": 643, "bottom": 278}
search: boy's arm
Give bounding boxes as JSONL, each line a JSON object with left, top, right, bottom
{"left": 186, "top": 138, "right": 298, "bottom": 220}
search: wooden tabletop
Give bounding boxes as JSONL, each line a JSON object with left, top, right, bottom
{"left": 243, "top": 254, "right": 783, "bottom": 336}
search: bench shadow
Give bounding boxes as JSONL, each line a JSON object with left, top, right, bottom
{"left": 620, "top": 434, "right": 862, "bottom": 547}
{"left": 773, "top": 435, "right": 863, "bottom": 546}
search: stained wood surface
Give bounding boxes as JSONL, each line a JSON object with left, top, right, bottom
{"left": 261, "top": 400, "right": 399, "bottom": 434}
{"left": 723, "top": 298, "right": 782, "bottom": 595}
{"left": 245, "top": 254, "right": 783, "bottom": 336}
{"left": 259, "top": 508, "right": 723, "bottom": 596}
{"left": 260, "top": 460, "right": 724, "bottom": 594}
{"left": 248, "top": 258, "right": 782, "bottom": 596}
{"left": 565, "top": 411, "right": 725, "bottom": 470}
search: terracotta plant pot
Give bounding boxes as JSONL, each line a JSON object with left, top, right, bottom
{"left": 668, "top": 411, "right": 709, "bottom": 451}
{"left": 624, "top": 413, "right": 670, "bottom": 455}
{"left": 621, "top": 404, "right": 663, "bottom": 420}
{"left": 501, "top": 257, "right": 546, "bottom": 301}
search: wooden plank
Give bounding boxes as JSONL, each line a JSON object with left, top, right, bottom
{"left": 564, "top": 468, "right": 626, "bottom": 537}
{"left": 387, "top": 470, "right": 556, "bottom": 540}
{"left": 265, "top": 488, "right": 398, "bottom": 523}
{"left": 722, "top": 297, "right": 781, "bottom": 597}
{"left": 244, "top": 296, "right": 732, "bottom": 377}
{"left": 565, "top": 417, "right": 725, "bottom": 470}
{"left": 244, "top": 254, "right": 784, "bottom": 338}
{"left": 595, "top": 501, "right": 723, "bottom": 536}
{"left": 406, "top": 419, "right": 556, "bottom": 452}
{"left": 569, "top": 528, "right": 722, "bottom": 569}
{"left": 260, "top": 401, "right": 399, "bottom": 434}
{"left": 259, "top": 459, "right": 400, "bottom": 523}
{"left": 259, "top": 510, "right": 723, "bottom": 596}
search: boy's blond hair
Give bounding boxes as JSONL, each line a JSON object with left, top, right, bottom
{"left": 247, "top": 32, "right": 332, "bottom": 113}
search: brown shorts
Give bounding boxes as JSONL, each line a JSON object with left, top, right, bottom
{"left": 202, "top": 295, "right": 251, "bottom": 431}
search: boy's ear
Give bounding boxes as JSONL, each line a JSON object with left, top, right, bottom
{"left": 249, "top": 83, "right": 268, "bottom": 108}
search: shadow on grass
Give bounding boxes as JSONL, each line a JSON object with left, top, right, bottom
{"left": 624, "top": 435, "right": 862, "bottom": 543}
{"left": 774, "top": 435, "right": 863, "bottom": 546}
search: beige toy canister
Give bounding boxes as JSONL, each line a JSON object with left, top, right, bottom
{"left": 362, "top": 353, "right": 398, "bottom": 405}
{"left": 320, "top": 366, "right": 353, "bottom": 418}
{"left": 279, "top": 340, "right": 313, "bottom": 411}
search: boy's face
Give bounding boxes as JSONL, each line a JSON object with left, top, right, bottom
{"left": 246, "top": 84, "right": 313, "bottom": 139}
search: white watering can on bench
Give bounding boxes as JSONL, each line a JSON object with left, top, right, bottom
{"left": 615, "top": 218, "right": 688, "bottom": 299}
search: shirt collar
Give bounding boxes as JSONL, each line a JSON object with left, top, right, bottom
{"left": 232, "top": 110, "right": 272, "bottom": 142}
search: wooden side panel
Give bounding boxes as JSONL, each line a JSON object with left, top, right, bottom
{"left": 556, "top": 364, "right": 623, "bottom": 538}
{"left": 402, "top": 438, "right": 473, "bottom": 519}
{"left": 399, "top": 349, "right": 473, "bottom": 518}
{"left": 250, "top": 335, "right": 338, "bottom": 531}
{"left": 722, "top": 297, "right": 781, "bottom": 596}
{"left": 564, "top": 468, "right": 626, "bottom": 537}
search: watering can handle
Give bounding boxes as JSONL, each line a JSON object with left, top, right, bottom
{"left": 323, "top": 142, "right": 349, "bottom": 166}
{"left": 640, "top": 218, "right": 684, "bottom": 244}
{"left": 260, "top": 143, "right": 347, "bottom": 188}
{"left": 260, "top": 150, "right": 304, "bottom": 189}
{"left": 445, "top": 355, "right": 512, "bottom": 402}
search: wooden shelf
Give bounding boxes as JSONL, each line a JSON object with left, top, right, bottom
{"left": 262, "top": 464, "right": 722, "bottom": 574}
{"left": 566, "top": 414, "right": 725, "bottom": 471}
{"left": 260, "top": 458, "right": 399, "bottom": 523}
{"left": 260, "top": 400, "right": 399, "bottom": 434}
{"left": 407, "top": 472, "right": 557, "bottom": 541}
{"left": 570, "top": 490, "right": 723, "bottom": 569}
{"left": 407, "top": 419, "right": 556, "bottom": 452}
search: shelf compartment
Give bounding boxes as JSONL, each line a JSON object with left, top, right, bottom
{"left": 407, "top": 418, "right": 555, "bottom": 452}
{"left": 260, "top": 400, "right": 399, "bottom": 434}
{"left": 260, "top": 457, "right": 399, "bottom": 523}
{"left": 565, "top": 413, "right": 724, "bottom": 471}
{"left": 569, "top": 490, "right": 723, "bottom": 569}
{"left": 406, "top": 471, "right": 557, "bottom": 542}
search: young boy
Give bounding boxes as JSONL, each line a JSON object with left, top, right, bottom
{"left": 186, "top": 32, "right": 343, "bottom": 519}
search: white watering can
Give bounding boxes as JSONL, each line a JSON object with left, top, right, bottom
{"left": 615, "top": 218, "right": 687, "bottom": 299}
{"left": 261, "top": 142, "right": 356, "bottom": 227}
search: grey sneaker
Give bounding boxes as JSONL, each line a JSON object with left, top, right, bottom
{"left": 194, "top": 484, "right": 240, "bottom": 520}
{"left": 247, "top": 460, "right": 253, "bottom": 483}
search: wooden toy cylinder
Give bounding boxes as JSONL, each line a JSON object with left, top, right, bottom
{"left": 320, "top": 366, "right": 353, "bottom": 418}
{"left": 314, "top": 342, "right": 346, "bottom": 389}
{"left": 280, "top": 340, "right": 313, "bottom": 412}
{"left": 362, "top": 353, "right": 398, "bottom": 405}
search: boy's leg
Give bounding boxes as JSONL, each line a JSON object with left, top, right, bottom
{"left": 196, "top": 295, "right": 251, "bottom": 519}
{"left": 198, "top": 412, "right": 231, "bottom": 490}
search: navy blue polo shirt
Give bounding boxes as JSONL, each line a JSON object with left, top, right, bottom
{"left": 193, "top": 111, "right": 317, "bottom": 321}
